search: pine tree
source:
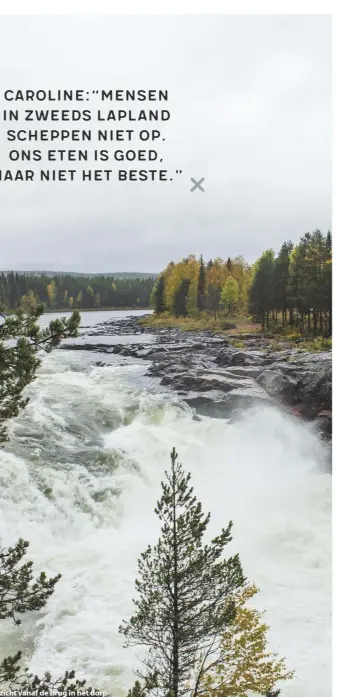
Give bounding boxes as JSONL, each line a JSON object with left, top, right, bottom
{"left": 287, "top": 234, "right": 312, "bottom": 331}
{"left": 8, "top": 272, "right": 20, "bottom": 308}
{"left": 120, "top": 448, "right": 245, "bottom": 697}
{"left": 0, "top": 297, "right": 80, "bottom": 444}
{"left": 197, "top": 256, "right": 206, "bottom": 312}
{"left": 0, "top": 539, "right": 95, "bottom": 694}
{"left": 248, "top": 250, "right": 275, "bottom": 328}
{"left": 172, "top": 279, "right": 190, "bottom": 317}
{"left": 325, "top": 231, "right": 332, "bottom": 336}
{"left": 272, "top": 241, "right": 293, "bottom": 324}
{"left": 151, "top": 276, "right": 166, "bottom": 314}
{"left": 127, "top": 674, "right": 160, "bottom": 697}
{"left": 0, "top": 538, "right": 61, "bottom": 624}
{"left": 206, "top": 261, "right": 223, "bottom": 319}
{"left": 0, "top": 297, "right": 97, "bottom": 692}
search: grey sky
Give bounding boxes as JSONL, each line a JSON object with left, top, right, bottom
{"left": 0, "top": 15, "right": 331, "bottom": 273}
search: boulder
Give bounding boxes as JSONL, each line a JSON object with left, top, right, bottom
{"left": 184, "top": 385, "right": 273, "bottom": 418}
{"left": 215, "top": 348, "right": 269, "bottom": 367}
{"left": 313, "top": 410, "right": 332, "bottom": 440}
{"left": 293, "top": 362, "right": 332, "bottom": 418}
{"left": 257, "top": 369, "right": 298, "bottom": 402}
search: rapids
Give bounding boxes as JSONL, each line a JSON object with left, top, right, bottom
{"left": 0, "top": 311, "right": 331, "bottom": 696}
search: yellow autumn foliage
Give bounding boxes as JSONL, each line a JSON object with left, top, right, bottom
{"left": 198, "top": 584, "right": 294, "bottom": 696}
{"left": 46, "top": 279, "right": 56, "bottom": 307}
{"left": 159, "top": 255, "right": 252, "bottom": 317}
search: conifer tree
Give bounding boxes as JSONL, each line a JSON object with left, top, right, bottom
{"left": 197, "top": 256, "right": 206, "bottom": 312}
{"left": 206, "top": 261, "right": 223, "bottom": 318}
{"left": 0, "top": 298, "right": 98, "bottom": 692}
{"left": 287, "top": 234, "right": 311, "bottom": 331}
{"left": 151, "top": 275, "right": 166, "bottom": 314}
{"left": 226, "top": 257, "right": 232, "bottom": 273}
{"left": 127, "top": 674, "right": 160, "bottom": 697}
{"left": 248, "top": 250, "right": 275, "bottom": 328}
{"left": 172, "top": 279, "right": 190, "bottom": 317}
{"left": 325, "top": 231, "right": 332, "bottom": 336}
{"left": 0, "top": 297, "right": 80, "bottom": 444}
{"left": 0, "top": 538, "right": 60, "bottom": 624}
{"left": 120, "top": 448, "right": 245, "bottom": 697}
{"left": 272, "top": 241, "right": 293, "bottom": 324}
{"left": 0, "top": 539, "right": 95, "bottom": 694}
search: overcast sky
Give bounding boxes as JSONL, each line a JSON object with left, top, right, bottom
{"left": 0, "top": 15, "right": 331, "bottom": 273}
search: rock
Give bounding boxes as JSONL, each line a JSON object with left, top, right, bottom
{"left": 61, "top": 343, "right": 125, "bottom": 354}
{"left": 226, "top": 409, "right": 246, "bottom": 423}
{"left": 257, "top": 369, "right": 298, "bottom": 402}
{"left": 72, "top": 314, "right": 331, "bottom": 443}
{"left": 136, "top": 348, "right": 167, "bottom": 360}
{"left": 215, "top": 349, "right": 266, "bottom": 367}
{"left": 225, "top": 365, "right": 265, "bottom": 379}
{"left": 191, "top": 342, "right": 205, "bottom": 350}
{"left": 231, "top": 333, "right": 261, "bottom": 340}
{"left": 185, "top": 385, "right": 273, "bottom": 418}
{"left": 293, "top": 362, "right": 332, "bottom": 419}
{"left": 221, "top": 322, "right": 237, "bottom": 330}
{"left": 313, "top": 410, "right": 332, "bottom": 441}
{"left": 172, "top": 370, "right": 264, "bottom": 394}
{"left": 160, "top": 375, "right": 174, "bottom": 386}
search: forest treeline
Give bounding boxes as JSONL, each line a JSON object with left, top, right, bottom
{"left": 151, "top": 230, "right": 332, "bottom": 336}
{"left": 0, "top": 272, "right": 155, "bottom": 310}
{"left": 1, "top": 229, "right": 332, "bottom": 334}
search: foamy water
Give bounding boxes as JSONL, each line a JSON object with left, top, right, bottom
{"left": 0, "top": 316, "right": 331, "bottom": 696}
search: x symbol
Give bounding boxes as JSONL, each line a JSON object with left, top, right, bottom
{"left": 190, "top": 177, "right": 205, "bottom": 192}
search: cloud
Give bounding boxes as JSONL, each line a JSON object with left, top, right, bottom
{"left": 0, "top": 15, "right": 331, "bottom": 272}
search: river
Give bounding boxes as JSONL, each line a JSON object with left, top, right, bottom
{"left": 0, "top": 310, "right": 331, "bottom": 696}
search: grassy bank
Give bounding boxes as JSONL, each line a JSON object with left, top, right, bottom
{"left": 141, "top": 312, "right": 332, "bottom": 352}
{"left": 141, "top": 312, "right": 256, "bottom": 333}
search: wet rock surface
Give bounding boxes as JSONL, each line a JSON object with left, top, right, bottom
{"left": 60, "top": 315, "right": 332, "bottom": 440}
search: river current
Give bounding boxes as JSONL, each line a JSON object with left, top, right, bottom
{"left": 0, "top": 311, "right": 331, "bottom": 696}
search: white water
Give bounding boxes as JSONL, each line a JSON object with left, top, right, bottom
{"left": 0, "top": 312, "right": 331, "bottom": 696}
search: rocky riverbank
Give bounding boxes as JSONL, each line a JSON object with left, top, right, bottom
{"left": 60, "top": 315, "right": 332, "bottom": 442}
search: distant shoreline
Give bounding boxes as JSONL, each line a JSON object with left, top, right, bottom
{"left": 43, "top": 307, "right": 152, "bottom": 314}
